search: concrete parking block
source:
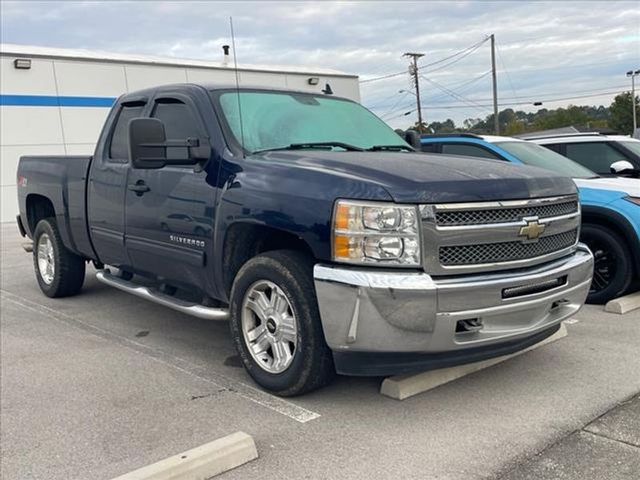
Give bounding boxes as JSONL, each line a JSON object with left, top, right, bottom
{"left": 605, "top": 291, "right": 640, "bottom": 315}
{"left": 110, "top": 431, "right": 258, "bottom": 480}
{"left": 380, "top": 324, "right": 567, "bottom": 400}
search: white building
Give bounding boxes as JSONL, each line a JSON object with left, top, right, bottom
{"left": 0, "top": 44, "right": 360, "bottom": 223}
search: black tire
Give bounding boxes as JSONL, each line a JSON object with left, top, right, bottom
{"left": 581, "top": 224, "right": 633, "bottom": 304}
{"left": 32, "top": 218, "right": 86, "bottom": 298}
{"left": 229, "top": 250, "right": 334, "bottom": 396}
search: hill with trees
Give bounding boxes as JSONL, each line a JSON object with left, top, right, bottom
{"left": 413, "top": 92, "right": 639, "bottom": 136}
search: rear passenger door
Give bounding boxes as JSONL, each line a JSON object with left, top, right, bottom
{"left": 124, "top": 93, "right": 214, "bottom": 288}
{"left": 88, "top": 99, "right": 147, "bottom": 268}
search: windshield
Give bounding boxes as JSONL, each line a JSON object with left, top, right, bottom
{"left": 619, "top": 141, "right": 640, "bottom": 156}
{"left": 214, "top": 90, "right": 409, "bottom": 154}
{"left": 495, "top": 141, "right": 597, "bottom": 178}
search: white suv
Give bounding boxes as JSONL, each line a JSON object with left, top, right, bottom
{"left": 523, "top": 133, "right": 640, "bottom": 177}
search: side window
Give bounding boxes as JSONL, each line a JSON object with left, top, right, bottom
{"left": 421, "top": 143, "right": 439, "bottom": 153}
{"left": 542, "top": 143, "right": 562, "bottom": 154}
{"left": 564, "top": 142, "right": 628, "bottom": 174}
{"left": 151, "top": 99, "right": 202, "bottom": 161}
{"left": 109, "top": 103, "right": 146, "bottom": 161}
{"left": 152, "top": 100, "right": 201, "bottom": 139}
{"left": 441, "top": 143, "right": 501, "bottom": 160}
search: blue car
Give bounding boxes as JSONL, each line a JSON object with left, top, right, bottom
{"left": 421, "top": 134, "right": 640, "bottom": 304}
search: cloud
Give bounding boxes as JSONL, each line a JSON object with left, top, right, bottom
{"left": 1, "top": 0, "right": 638, "bottom": 127}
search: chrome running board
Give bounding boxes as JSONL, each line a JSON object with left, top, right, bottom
{"left": 96, "top": 270, "right": 229, "bottom": 321}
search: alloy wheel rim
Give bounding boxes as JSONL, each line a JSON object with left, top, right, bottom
{"left": 589, "top": 241, "right": 617, "bottom": 294}
{"left": 241, "top": 280, "right": 298, "bottom": 374}
{"left": 37, "top": 233, "right": 55, "bottom": 285}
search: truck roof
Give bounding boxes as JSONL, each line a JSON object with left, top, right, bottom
{"left": 118, "top": 82, "right": 352, "bottom": 102}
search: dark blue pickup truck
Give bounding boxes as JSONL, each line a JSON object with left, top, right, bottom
{"left": 17, "top": 83, "right": 593, "bottom": 395}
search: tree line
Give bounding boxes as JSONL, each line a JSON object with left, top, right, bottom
{"left": 411, "top": 92, "right": 639, "bottom": 136}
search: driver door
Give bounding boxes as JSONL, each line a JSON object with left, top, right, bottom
{"left": 124, "top": 93, "right": 214, "bottom": 288}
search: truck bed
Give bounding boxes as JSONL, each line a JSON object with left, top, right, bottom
{"left": 17, "top": 155, "right": 95, "bottom": 260}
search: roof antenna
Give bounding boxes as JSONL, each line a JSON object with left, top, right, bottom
{"left": 229, "top": 17, "right": 245, "bottom": 157}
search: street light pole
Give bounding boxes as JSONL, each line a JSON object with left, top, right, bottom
{"left": 627, "top": 69, "right": 640, "bottom": 134}
{"left": 404, "top": 52, "right": 425, "bottom": 132}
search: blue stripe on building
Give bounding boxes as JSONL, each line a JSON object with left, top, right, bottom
{"left": 0, "top": 94, "right": 116, "bottom": 107}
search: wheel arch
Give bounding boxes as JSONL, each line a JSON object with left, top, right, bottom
{"left": 581, "top": 205, "right": 640, "bottom": 275}
{"left": 25, "top": 194, "right": 56, "bottom": 235}
{"left": 221, "top": 222, "right": 316, "bottom": 299}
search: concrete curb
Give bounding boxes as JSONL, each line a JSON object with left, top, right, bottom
{"left": 604, "top": 291, "right": 640, "bottom": 315}
{"left": 111, "top": 431, "right": 258, "bottom": 480}
{"left": 380, "top": 323, "right": 568, "bottom": 400}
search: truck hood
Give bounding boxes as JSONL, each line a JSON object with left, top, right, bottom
{"left": 574, "top": 177, "right": 640, "bottom": 197}
{"left": 262, "top": 151, "right": 577, "bottom": 203}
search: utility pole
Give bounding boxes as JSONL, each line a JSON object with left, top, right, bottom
{"left": 627, "top": 69, "right": 640, "bottom": 134}
{"left": 490, "top": 34, "right": 499, "bottom": 135}
{"left": 404, "top": 52, "right": 425, "bottom": 132}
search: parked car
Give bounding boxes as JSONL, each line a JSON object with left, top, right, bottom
{"left": 16, "top": 84, "right": 593, "bottom": 396}
{"left": 420, "top": 134, "right": 639, "bottom": 303}
{"left": 521, "top": 133, "right": 640, "bottom": 177}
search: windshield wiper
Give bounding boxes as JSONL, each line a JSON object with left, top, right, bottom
{"left": 252, "top": 142, "right": 364, "bottom": 154}
{"left": 366, "top": 145, "right": 415, "bottom": 152}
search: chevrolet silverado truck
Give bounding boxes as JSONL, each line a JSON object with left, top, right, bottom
{"left": 17, "top": 83, "right": 594, "bottom": 396}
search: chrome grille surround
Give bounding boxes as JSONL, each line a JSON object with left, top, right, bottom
{"left": 435, "top": 199, "right": 579, "bottom": 226}
{"left": 420, "top": 195, "right": 581, "bottom": 275}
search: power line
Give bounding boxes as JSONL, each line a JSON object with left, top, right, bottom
{"left": 495, "top": 40, "right": 519, "bottom": 113}
{"left": 418, "top": 37, "right": 488, "bottom": 71}
{"left": 378, "top": 91, "right": 410, "bottom": 118}
{"left": 420, "top": 75, "right": 491, "bottom": 114}
{"left": 359, "top": 37, "right": 488, "bottom": 84}
{"left": 387, "top": 89, "right": 626, "bottom": 115}
{"left": 421, "top": 38, "right": 488, "bottom": 75}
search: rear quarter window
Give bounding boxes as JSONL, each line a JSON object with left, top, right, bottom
{"left": 109, "top": 103, "right": 146, "bottom": 161}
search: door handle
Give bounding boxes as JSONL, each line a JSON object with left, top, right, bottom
{"left": 128, "top": 180, "right": 150, "bottom": 196}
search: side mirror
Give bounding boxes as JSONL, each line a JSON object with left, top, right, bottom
{"left": 128, "top": 117, "right": 210, "bottom": 169}
{"left": 129, "top": 118, "right": 167, "bottom": 169}
{"left": 610, "top": 160, "right": 636, "bottom": 176}
{"left": 404, "top": 129, "right": 422, "bottom": 149}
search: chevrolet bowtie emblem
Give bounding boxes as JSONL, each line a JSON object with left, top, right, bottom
{"left": 519, "top": 219, "right": 546, "bottom": 241}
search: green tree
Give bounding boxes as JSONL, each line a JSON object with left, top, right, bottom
{"left": 609, "top": 92, "right": 640, "bottom": 135}
{"left": 533, "top": 105, "right": 589, "bottom": 130}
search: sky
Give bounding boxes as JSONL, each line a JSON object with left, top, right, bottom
{"left": 1, "top": 0, "right": 639, "bottom": 129}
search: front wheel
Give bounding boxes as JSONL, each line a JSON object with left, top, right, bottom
{"left": 229, "top": 250, "right": 334, "bottom": 396}
{"left": 581, "top": 224, "right": 632, "bottom": 304}
{"left": 32, "top": 218, "right": 86, "bottom": 298}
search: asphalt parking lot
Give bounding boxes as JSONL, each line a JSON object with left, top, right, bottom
{"left": 1, "top": 223, "right": 639, "bottom": 480}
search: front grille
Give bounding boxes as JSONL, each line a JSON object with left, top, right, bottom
{"left": 439, "top": 229, "right": 578, "bottom": 266}
{"left": 436, "top": 200, "right": 578, "bottom": 226}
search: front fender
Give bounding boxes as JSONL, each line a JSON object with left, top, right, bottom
{"left": 210, "top": 157, "right": 393, "bottom": 300}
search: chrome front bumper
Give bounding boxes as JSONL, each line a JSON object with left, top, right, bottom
{"left": 313, "top": 245, "right": 593, "bottom": 358}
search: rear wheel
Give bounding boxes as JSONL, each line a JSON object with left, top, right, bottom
{"left": 229, "top": 250, "right": 334, "bottom": 396}
{"left": 33, "top": 218, "right": 86, "bottom": 298}
{"left": 581, "top": 224, "right": 632, "bottom": 304}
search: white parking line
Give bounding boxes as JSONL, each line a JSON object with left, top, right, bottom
{"left": 1, "top": 289, "right": 321, "bottom": 423}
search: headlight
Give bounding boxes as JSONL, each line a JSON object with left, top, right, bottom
{"left": 624, "top": 196, "right": 640, "bottom": 206}
{"left": 332, "top": 199, "right": 421, "bottom": 266}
